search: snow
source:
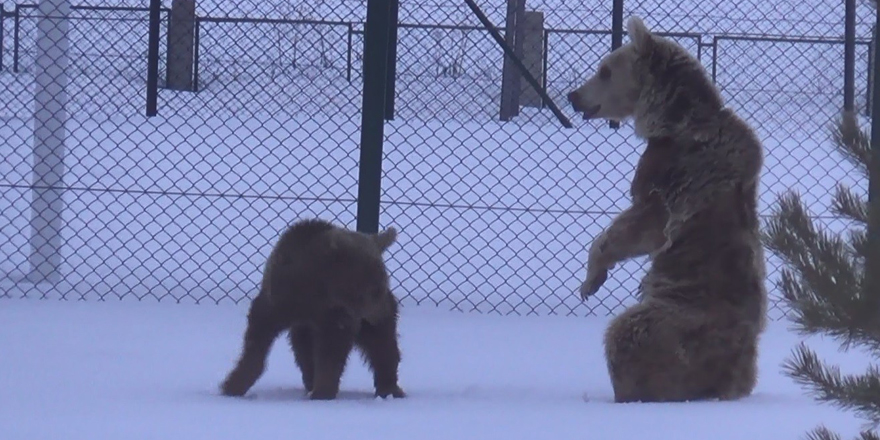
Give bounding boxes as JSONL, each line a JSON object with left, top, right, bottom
{"left": 0, "top": 298, "right": 872, "bottom": 440}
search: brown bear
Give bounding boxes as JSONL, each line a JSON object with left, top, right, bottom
{"left": 567, "top": 16, "right": 768, "bottom": 403}
{"left": 219, "top": 218, "right": 406, "bottom": 401}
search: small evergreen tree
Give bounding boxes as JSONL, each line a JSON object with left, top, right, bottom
{"left": 763, "top": 111, "right": 880, "bottom": 440}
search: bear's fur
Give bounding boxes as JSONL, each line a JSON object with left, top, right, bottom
{"left": 219, "top": 218, "right": 406, "bottom": 401}
{"left": 567, "top": 16, "right": 767, "bottom": 403}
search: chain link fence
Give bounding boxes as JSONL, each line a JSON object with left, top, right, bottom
{"left": 0, "top": 0, "right": 872, "bottom": 320}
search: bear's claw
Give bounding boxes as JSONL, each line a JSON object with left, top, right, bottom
{"left": 580, "top": 268, "right": 608, "bottom": 300}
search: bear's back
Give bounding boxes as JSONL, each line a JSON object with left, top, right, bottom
{"left": 264, "top": 220, "right": 392, "bottom": 321}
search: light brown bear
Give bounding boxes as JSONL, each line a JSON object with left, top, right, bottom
{"left": 567, "top": 16, "right": 768, "bottom": 403}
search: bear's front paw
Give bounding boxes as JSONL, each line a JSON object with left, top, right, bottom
{"left": 580, "top": 267, "right": 609, "bottom": 300}
{"left": 375, "top": 385, "right": 406, "bottom": 399}
{"left": 219, "top": 377, "right": 249, "bottom": 397}
{"left": 308, "top": 388, "right": 339, "bottom": 400}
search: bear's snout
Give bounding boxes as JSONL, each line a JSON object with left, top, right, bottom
{"left": 567, "top": 91, "right": 600, "bottom": 119}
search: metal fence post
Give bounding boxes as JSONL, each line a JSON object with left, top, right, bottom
{"left": 869, "top": 27, "right": 875, "bottom": 117}
{"left": 609, "top": 0, "right": 624, "bottom": 130}
{"left": 384, "top": 0, "right": 399, "bottom": 120}
{"left": 346, "top": 23, "right": 353, "bottom": 83}
{"left": 146, "top": 0, "right": 160, "bottom": 116}
{"left": 0, "top": 7, "right": 6, "bottom": 71}
{"left": 868, "top": 6, "right": 880, "bottom": 314}
{"left": 13, "top": 4, "right": 20, "bottom": 73}
{"left": 193, "top": 17, "right": 200, "bottom": 92}
{"left": 356, "top": 0, "right": 393, "bottom": 234}
{"left": 541, "top": 28, "right": 549, "bottom": 108}
{"left": 27, "top": 0, "right": 71, "bottom": 284}
{"left": 844, "top": 0, "right": 856, "bottom": 112}
{"left": 711, "top": 36, "right": 718, "bottom": 84}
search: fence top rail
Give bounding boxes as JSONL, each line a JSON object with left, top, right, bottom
{"left": 13, "top": 3, "right": 171, "bottom": 13}
{"left": 197, "top": 16, "right": 353, "bottom": 27}
{"left": 714, "top": 34, "right": 873, "bottom": 45}
{"left": 397, "top": 22, "right": 503, "bottom": 32}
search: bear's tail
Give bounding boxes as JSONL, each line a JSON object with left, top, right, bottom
{"left": 373, "top": 226, "right": 398, "bottom": 253}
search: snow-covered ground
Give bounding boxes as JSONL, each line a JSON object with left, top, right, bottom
{"left": 0, "top": 298, "right": 871, "bottom": 440}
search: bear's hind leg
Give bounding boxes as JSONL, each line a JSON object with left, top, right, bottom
{"left": 698, "top": 325, "right": 760, "bottom": 401}
{"left": 288, "top": 324, "right": 315, "bottom": 393}
{"left": 309, "top": 306, "right": 358, "bottom": 400}
{"left": 718, "top": 346, "right": 758, "bottom": 401}
{"left": 355, "top": 303, "right": 405, "bottom": 399}
{"left": 604, "top": 302, "right": 697, "bottom": 403}
{"left": 220, "top": 293, "right": 286, "bottom": 397}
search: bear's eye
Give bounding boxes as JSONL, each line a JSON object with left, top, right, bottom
{"left": 599, "top": 65, "right": 611, "bottom": 80}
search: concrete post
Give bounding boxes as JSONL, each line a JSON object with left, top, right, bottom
{"left": 518, "top": 11, "right": 544, "bottom": 108}
{"left": 27, "top": 0, "right": 70, "bottom": 283}
{"left": 165, "top": 0, "right": 196, "bottom": 91}
{"left": 499, "top": 0, "right": 522, "bottom": 121}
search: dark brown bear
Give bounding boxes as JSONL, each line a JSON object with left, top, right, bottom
{"left": 219, "top": 218, "right": 405, "bottom": 401}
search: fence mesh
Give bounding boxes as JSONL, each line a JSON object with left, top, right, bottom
{"left": 0, "top": 0, "right": 874, "bottom": 320}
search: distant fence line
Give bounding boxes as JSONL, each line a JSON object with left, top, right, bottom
{"left": 0, "top": 3, "right": 872, "bottom": 112}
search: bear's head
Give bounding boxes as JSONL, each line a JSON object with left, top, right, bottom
{"left": 567, "top": 16, "right": 723, "bottom": 137}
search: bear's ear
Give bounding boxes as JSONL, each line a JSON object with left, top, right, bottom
{"left": 627, "top": 16, "right": 653, "bottom": 52}
{"left": 373, "top": 226, "right": 398, "bottom": 252}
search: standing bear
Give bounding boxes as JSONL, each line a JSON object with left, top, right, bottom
{"left": 220, "top": 218, "right": 406, "bottom": 401}
{"left": 567, "top": 16, "right": 768, "bottom": 403}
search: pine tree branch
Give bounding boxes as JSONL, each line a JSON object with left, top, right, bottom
{"left": 831, "top": 111, "right": 871, "bottom": 176}
{"left": 775, "top": 110, "right": 880, "bottom": 440}
{"left": 764, "top": 192, "right": 859, "bottom": 287}
{"left": 783, "top": 343, "right": 880, "bottom": 429}
{"left": 828, "top": 112, "right": 870, "bottom": 264}
{"left": 858, "top": 430, "right": 880, "bottom": 440}
{"left": 760, "top": 191, "right": 880, "bottom": 351}
{"left": 778, "top": 268, "right": 855, "bottom": 342}
{"left": 830, "top": 183, "right": 868, "bottom": 282}
{"left": 806, "top": 425, "right": 843, "bottom": 440}
{"left": 833, "top": 184, "right": 869, "bottom": 225}
{"left": 805, "top": 426, "right": 880, "bottom": 440}
{"left": 851, "top": 228, "right": 869, "bottom": 262}
{"left": 776, "top": 268, "right": 880, "bottom": 353}
{"left": 764, "top": 195, "right": 859, "bottom": 319}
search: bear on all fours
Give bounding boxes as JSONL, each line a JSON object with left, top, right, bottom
{"left": 568, "top": 16, "right": 768, "bottom": 403}
{"left": 219, "top": 218, "right": 406, "bottom": 401}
